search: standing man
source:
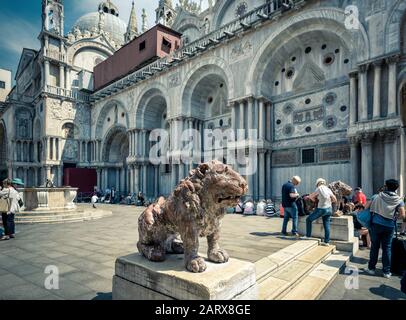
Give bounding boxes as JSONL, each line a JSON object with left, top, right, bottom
{"left": 281, "top": 176, "right": 301, "bottom": 237}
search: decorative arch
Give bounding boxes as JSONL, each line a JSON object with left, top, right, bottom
{"left": 246, "top": 7, "right": 370, "bottom": 96}
{"left": 67, "top": 38, "right": 115, "bottom": 65}
{"left": 101, "top": 125, "right": 129, "bottom": 163}
{"left": 384, "top": 0, "right": 406, "bottom": 54}
{"left": 135, "top": 87, "right": 168, "bottom": 129}
{"left": 95, "top": 99, "right": 129, "bottom": 137}
{"left": 180, "top": 57, "right": 234, "bottom": 116}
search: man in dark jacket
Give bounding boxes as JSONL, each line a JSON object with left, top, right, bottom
{"left": 281, "top": 176, "right": 301, "bottom": 237}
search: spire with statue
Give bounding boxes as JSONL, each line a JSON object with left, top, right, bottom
{"left": 125, "top": 1, "right": 139, "bottom": 42}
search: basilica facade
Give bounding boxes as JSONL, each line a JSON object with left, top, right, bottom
{"left": 1, "top": 0, "right": 406, "bottom": 201}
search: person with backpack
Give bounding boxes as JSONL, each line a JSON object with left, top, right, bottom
{"left": 304, "top": 178, "right": 337, "bottom": 246}
{"left": 365, "top": 179, "right": 405, "bottom": 278}
{"left": 281, "top": 176, "right": 301, "bottom": 237}
{"left": 0, "top": 178, "right": 22, "bottom": 241}
{"left": 401, "top": 272, "right": 406, "bottom": 294}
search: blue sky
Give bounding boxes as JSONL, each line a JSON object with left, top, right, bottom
{"left": 0, "top": 0, "right": 209, "bottom": 82}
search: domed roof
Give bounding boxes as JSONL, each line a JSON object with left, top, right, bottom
{"left": 72, "top": 11, "right": 127, "bottom": 45}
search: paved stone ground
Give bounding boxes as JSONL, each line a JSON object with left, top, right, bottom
{"left": 321, "top": 248, "right": 406, "bottom": 300}
{"left": 0, "top": 204, "right": 296, "bottom": 300}
{"left": 1, "top": 204, "right": 404, "bottom": 300}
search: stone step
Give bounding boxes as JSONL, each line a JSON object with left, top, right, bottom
{"left": 255, "top": 240, "right": 319, "bottom": 283}
{"left": 15, "top": 210, "right": 112, "bottom": 224}
{"left": 258, "top": 245, "right": 335, "bottom": 300}
{"left": 281, "top": 251, "right": 351, "bottom": 300}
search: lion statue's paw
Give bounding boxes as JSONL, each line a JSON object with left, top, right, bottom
{"left": 186, "top": 256, "right": 207, "bottom": 273}
{"left": 208, "top": 248, "right": 229, "bottom": 263}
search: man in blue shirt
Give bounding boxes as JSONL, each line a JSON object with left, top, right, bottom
{"left": 281, "top": 176, "right": 301, "bottom": 237}
{"left": 365, "top": 179, "right": 405, "bottom": 278}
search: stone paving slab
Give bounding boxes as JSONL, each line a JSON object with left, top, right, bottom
{"left": 0, "top": 204, "right": 299, "bottom": 300}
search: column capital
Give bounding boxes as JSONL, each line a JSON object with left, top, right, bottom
{"left": 349, "top": 70, "right": 358, "bottom": 79}
{"left": 360, "top": 132, "right": 375, "bottom": 144}
{"left": 386, "top": 54, "right": 400, "bottom": 65}
{"left": 372, "top": 59, "right": 384, "bottom": 68}
{"left": 379, "top": 128, "right": 400, "bottom": 142}
{"left": 348, "top": 135, "right": 360, "bottom": 145}
{"left": 358, "top": 63, "right": 370, "bottom": 73}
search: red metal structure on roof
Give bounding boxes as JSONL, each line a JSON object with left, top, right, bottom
{"left": 94, "top": 24, "right": 182, "bottom": 91}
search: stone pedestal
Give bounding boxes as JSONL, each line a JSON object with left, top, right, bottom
{"left": 298, "top": 216, "right": 354, "bottom": 242}
{"left": 112, "top": 253, "right": 258, "bottom": 300}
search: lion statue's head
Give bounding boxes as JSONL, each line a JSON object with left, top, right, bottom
{"left": 172, "top": 160, "right": 248, "bottom": 213}
{"left": 328, "top": 181, "right": 352, "bottom": 197}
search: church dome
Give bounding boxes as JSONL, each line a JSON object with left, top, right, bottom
{"left": 71, "top": 1, "right": 126, "bottom": 45}
{"left": 72, "top": 12, "right": 127, "bottom": 45}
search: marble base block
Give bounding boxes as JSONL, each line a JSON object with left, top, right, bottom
{"left": 298, "top": 216, "right": 354, "bottom": 242}
{"left": 112, "top": 253, "right": 258, "bottom": 300}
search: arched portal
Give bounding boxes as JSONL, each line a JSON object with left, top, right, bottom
{"left": 135, "top": 88, "right": 169, "bottom": 198}
{"left": 102, "top": 126, "right": 129, "bottom": 196}
{"left": 182, "top": 65, "right": 230, "bottom": 168}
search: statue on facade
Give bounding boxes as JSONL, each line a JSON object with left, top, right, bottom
{"left": 137, "top": 160, "right": 248, "bottom": 273}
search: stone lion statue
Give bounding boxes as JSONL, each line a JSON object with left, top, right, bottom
{"left": 137, "top": 160, "right": 248, "bottom": 273}
{"left": 302, "top": 181, "right": 352, "bottom": 217}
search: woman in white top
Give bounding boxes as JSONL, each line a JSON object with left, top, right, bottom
{"left": 304, "top": 178, "right": 337, "bottom": 245}
{"left": 0, "top": 178, "right": 21, "bottom": 240}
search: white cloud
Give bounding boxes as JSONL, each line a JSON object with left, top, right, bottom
{"left": 0, "top": 13, "right": 39, "bottom": 55}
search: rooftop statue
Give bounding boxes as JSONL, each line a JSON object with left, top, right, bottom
{"left": 137, "top": 160, "right": 248, "bottom": 273}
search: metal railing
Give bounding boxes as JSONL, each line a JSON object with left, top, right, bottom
{"left": 45, "top": 85, "right": 91, "bottom": 102}
{"left": 93, "top": 0, "right": 304, "bottom": 100}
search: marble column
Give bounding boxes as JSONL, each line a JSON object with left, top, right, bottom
{"left": 258, "top": 152, "right": 265, "bottom": 199}
{"left": 23, "top": 168, "right": 28, "bottom": 187}
{"left": 247, "top": 98, "right": 253, "bottom": 139}
{"left": 46, "top": 166, "right": 52, "bottom": 181}
{"left": 239, "top": 101, "right": 245, "bottom": 140}
{"left": 372, "top": 60, "right": 382, "bottom": 119}
{"left": 266, "top": 151, "right": 272, "bottom": 199}
{"left": 116, "top": 168, "right": 120, "bottom": 191}
{"left": 349, "top": 71, "right": 358, "bottom": 124}
{"left": 96, "top": 169, "right": 101, "bottom": 190}
{"left": 58, "top": 166, "right": 63, "bottom": 187}
{"left": 134, "top": 130, "right": 139, "bottom": 157}
{"left": 120, "top": 168, "right": 126, "bottom": 194}
{"left": 231, "top": 102, "right": 237, "bottom": 140}
{"left": 258, "top": 100, "right": 265, "bottom": 140}
{"left": 44, "top": 61, "right": 50, "bottom": 87}
{"left": 361, "top": 134, "right": 374, "bottom": 197}
{"left": 59, "top": 64, "right": 65, "bottom": 89}
{"left": 349, "top": 136, "right": 360, "bottom": 189}
{"left": 143, "top": 165, "right": 148, "bottom": 196}
{"left": 154, "top": 166, "right": 159, "bottom": 197}
{"left": 358, "top": 64, "right": 369, "bottom": 121}
{"left": 103, "top": 169, "right": 108, "bottom": 190}
{"left": 387, "top": 55, "right": 399, "bottom": 117}
{"left": 134, "top": 165, "right": 140, "bottom": 194}
{"left": 65, "top": 67, "right": 71, "bottom": 91}
{"left": 129, "top": 166, "right": 134, "bottom": 193}
{"left": 266, "top": 102, "right": 272, "bottom": 141}
{"left": 382, "top": 129, "right": 399, "bottom": 181}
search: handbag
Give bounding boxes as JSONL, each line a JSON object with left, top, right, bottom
{"left": 0, "top": 190, "right": 11, "bottom": 212}
{"left": 356, "top": 208, "right": 372, "bottom": 229}
{"left": 18, "top": 198, "right": 24, "bottom": 207}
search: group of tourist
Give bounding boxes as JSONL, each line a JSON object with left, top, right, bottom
{"left": 0, "top": 178, "right": 24, "bottom": 241}
{"left": 281, "top": 175, "right": 406, "bottom": 283}
{"left": 91, "top": 189, "right": 147, "bottom": 208}
{"left": 231, "top": 199, "right": 277, "bottom": 216}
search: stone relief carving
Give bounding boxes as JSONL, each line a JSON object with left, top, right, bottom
{"left": 229, "top": 41, "right": 253, "bottom": 63}
{"left": 319, "top": 145, "right": 350, "bottom": 162}
{"left": 293, "top": 106, "right": 324, "bottom": 124}
{"left": 168, "top": 72, "right": 181, "bottom": 88}
{"left": 272, "top": 150, "right": 297, "bottom": 166}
